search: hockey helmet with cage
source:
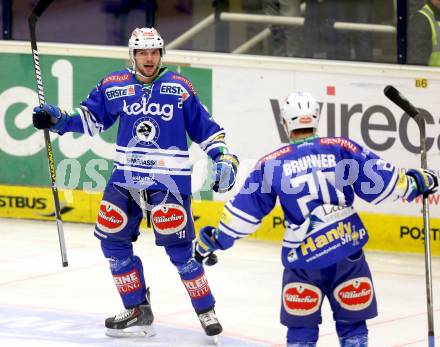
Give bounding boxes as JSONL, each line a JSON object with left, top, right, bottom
{"left": 280, "top": 91, "right": 321, "bottom": 134}
{"left": 128, "top": 27, "right": 165, "bottom": 69}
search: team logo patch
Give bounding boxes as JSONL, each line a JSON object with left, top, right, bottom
{"left": 287, "top": 248, "right": 298, "bottom": 263}
{"left": 113, "top": 269, "right": 141, "bottom": 294}
{"left": 105, "top": 84, "right": 135, "bottom": 100}
{"left": 96, "top": 201, "right": 127, "bottom": 233}
{"left": 319, "top": 138, "right": 359, "bottom": 153}
{"left": 260, "top": 145, "right": 292, "bottom": 163}
{"left": 333, "top": 277, "right": 373, "bottom": 311}
{"left": 171, "top": 75, "right": 197, "bottom": 95}
{"left": 133, "top": 117, "right": 160, "bottom": 145}
{"left": 211, "top": 133, "right": 225, "bottom": 142}
{"left": 102, "top": 74, "right": 131, "bottom": 85}
{"left": 182, "top": 273, "right": 211, "bottom": 298}
{"left": 283, "top": 282, "right": 322, "bottom": 316}
{"left": 123, "top": 98, "right": 174, "bottom": 120}
{"left": 151, "top": 203, "right": 187, "bottom": 235}
{"left": 160, "top": 82, "right": 187, "bottom": 96}
{"left": 220, "top": 208, "right": 233, "bottom": 225}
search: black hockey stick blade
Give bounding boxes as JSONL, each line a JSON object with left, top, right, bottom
{"left": 30, "top": 0, "right": 54, "bottom": 19}
{"left": 28, "top": 0, "right": 54, "bottom": 31}
{"left": 384, "top": 85, "right": 419, "bottom": 118}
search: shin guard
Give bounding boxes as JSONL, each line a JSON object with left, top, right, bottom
{"left": 178, "top": 258, "right": 215, "bottom": 312}
{"left": 109, "top": 255, "right": 148, "bottom": 309}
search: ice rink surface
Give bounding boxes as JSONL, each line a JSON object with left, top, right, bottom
{"left": 0, "top": 218, "right": 439, "bottom": 347}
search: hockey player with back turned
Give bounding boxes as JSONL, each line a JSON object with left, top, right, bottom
{"left": 194, "top": 91, "right": 438, "bottom": 346}
{"left": 32, "top": 27, "right": 239, "bottom": 338}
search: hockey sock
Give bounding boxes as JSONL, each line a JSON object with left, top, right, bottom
{"left": 287, "top": 326, "right": 319, "bottom": 346}
{"left": 179, "top": 258, "right": 216, "bottom": 312}
{"left": 165, "top": 242, "right": 215, "bottom": 311}
{"left": 108, "top": 255, "right": 148, "bottom": 309}
{"left": 101, "top": 238, "right": 148, "bottom": 308}
{"left": 336, "top": 321, "right": 368, "bottom": 347}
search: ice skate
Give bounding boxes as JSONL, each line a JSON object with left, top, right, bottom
{"left": 197, "top": 307, "right": 223, "bottom": 339}
{"left": 105, "top": 303, "right": 155, "bottom": 337}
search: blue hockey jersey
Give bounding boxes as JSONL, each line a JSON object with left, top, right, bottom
{"left": 60, "top": 68, "right": 228, "bottom": 195}
{"left": 216, "top": 136, "right": 415, "bottom": 269}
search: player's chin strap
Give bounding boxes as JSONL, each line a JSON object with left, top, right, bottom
{"left": 133, "top": 69, "right": 149, "bottom": 80}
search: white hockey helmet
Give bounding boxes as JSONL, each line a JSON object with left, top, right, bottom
{"left": 128, "top": 27, "right": 165, "bottom": 69}
{"left": 280, "top": 92, "right": 321, "bottom": 134}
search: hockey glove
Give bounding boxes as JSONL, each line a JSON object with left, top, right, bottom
{"left": 33, "top": 104, "right": 68, "bottom": 133}
{"left": 211, "top": 154, "right": 239, "bottom": 193}
{"left": 406, "top": 169, "right": 438, "bottom": 200}
{"left": 193, "top": 226, "right": 221, "bottom": 266}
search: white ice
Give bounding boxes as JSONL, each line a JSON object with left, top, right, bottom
{"left": 0, "top": 218, "right": 439, "bottom": 346}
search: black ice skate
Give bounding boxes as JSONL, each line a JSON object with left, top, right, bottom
{"left": 197, "top": 307, "right": 223, "bottom": 337}
{"left": 105, "top": 303, "right": 155, "bottom": 337}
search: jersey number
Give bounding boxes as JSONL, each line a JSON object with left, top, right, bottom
{"left": 290, "top": 171, "right": 345, "bottom": 219}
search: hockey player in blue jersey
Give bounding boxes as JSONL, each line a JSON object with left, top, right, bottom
{"left": 194, "top": 92, "right": 438, "bottom": 346}
{"left": 32, "top": 27, "right": 239, "bottom": 338}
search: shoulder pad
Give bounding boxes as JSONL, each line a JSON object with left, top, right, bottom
{"left": 319, "top": 137, "right": 359, "bottom": 154}
{"left": 171, "top": 73, "right": 197, "bottom": 95}
{"left": 259, "top": 145, "right": 293, "bottom": 163}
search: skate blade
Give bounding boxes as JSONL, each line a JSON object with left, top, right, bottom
{"left": 106, "top": 324, "right": 156, "bottom": 338}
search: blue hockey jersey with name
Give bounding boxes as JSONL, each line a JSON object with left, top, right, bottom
{"left": 216, "top": 136, "right": 414, "bottom": 269}
{"left": 60, "top": 68, "right": 227, "bottom": 195}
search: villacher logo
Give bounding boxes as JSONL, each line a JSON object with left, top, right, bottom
{"left": 333, "top": 277, "right": 373, "bottom": 311}
{"left": 97, "top": 201, "right": 128, "bottom": 233}
{"left": 283, "top": 282, "right": 322, "bottom": 316}
{"left": 151, "top": 203, "right": 187, "bottom": 235}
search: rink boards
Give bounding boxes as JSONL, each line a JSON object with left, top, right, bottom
{"left": 1, "top": 184, "right": 439, "bottom": 256}
{"left": 1, "top": 42, "right": 440, "bottom": 257}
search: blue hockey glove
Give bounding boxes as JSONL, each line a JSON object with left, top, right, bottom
{"left": 407, "top": 169, "right": 438, "bottom": 199}
{"left": 211, "top": 154, "right": 239, "bottom": 193}
{"left": 32, "top": 104, "right": 68, "bottom": 133}
{"left": 193, "top": 226, "right": 221, "bottom": 266}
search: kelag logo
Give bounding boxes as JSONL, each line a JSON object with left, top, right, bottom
{"left": 270, "top": 99, "right": 440, "bottom": 154}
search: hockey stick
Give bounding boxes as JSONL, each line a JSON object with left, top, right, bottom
{"left": 28, "top": 0, "right": 68, "bottom": 267}
{"left": 384, "top": 85, "right": 435, "bottom": 346}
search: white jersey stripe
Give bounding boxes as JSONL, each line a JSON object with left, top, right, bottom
{"left": 371, "top": 168, "right": 399, "bottom": 204}
{"left": 199, "top": 130, "right": 226, "bottom": 150}
{"left": 79, "top": 107, "right": 103, "bottom": 136}
{"left": 225, "top": 202, "right": 260, "bottom": 224}
{"left": 218, "top": 223, "right": 240, "bottom": 239}
{"left": 115, "top": 152, "right": 191, "bottom": 170}
{"left": 116, "top": 145, "right": 189, "bottom": 156}
{"left": 204, "top": 142, "right": 226, "bottom": 154}
{"left": 78, "top": 109, "right": 92, "bottom": 136}
{"left": 282, "top": 240, "right": 302, "bottom": 248}
{"left": 219, "top": 221, "right": 257, "bottom": 237}
{"left": 114, "top": 163, "right": 191, "bottom": 176}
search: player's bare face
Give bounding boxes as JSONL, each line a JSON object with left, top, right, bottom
{"left": 134, "top": 49, "right": 161, "bottom": 82}
{"left": 432, "top": 0, "right": 440, "bottom": 9}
